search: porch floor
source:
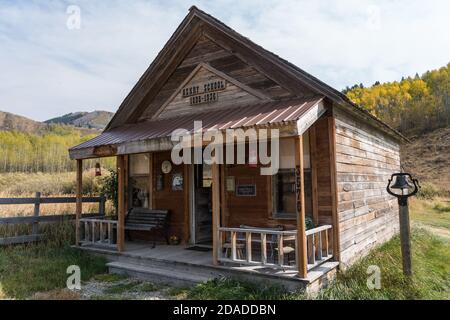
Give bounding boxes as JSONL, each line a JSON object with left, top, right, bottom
{"left": 78, "top": 240, "right": 339, "bottom": 291}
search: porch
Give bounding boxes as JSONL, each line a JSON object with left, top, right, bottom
{"left": 78, "top": 238, "right": 339, "bottom": 291}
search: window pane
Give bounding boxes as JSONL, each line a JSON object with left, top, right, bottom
{"left": 130, "top": 176, "right": 149, "bottom": 208}
{"left": 272, "top": 168, "right": 313, "bottom": 219}
{"left": 273, "top": 169, "right": 296, "bottom": 218}
{"left": 130, "top": 153, "right": 149, "bottom": 176}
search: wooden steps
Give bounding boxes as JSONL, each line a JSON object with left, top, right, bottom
{"left": 107, "top": 261, "right": 212, "bottom": 286}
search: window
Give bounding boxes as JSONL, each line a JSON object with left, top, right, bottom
{"left": 129, "top": 154, "right": 150, "bottom": 208}
{"left": 272, "top": 134, "right": 312, "bottom": 219}
{"left": 273, "top": 169, "right": 296, "bottom": 218}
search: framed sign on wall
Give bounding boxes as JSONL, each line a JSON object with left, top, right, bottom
{"left": 171, "top": 173, "right": 183, "bottom": 191}
{"left": 236, "top": 184, "right": 257, "bottom": 196}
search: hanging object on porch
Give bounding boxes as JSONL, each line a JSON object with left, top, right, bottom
{"left": 161, "top": 160, "right": 172, "bottom": 174}
{"left": 94, "top": 163, "right": 101, "bottom": 176}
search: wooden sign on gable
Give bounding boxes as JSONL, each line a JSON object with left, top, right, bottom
{"left": 153, "top": 63, "right": 269, "bottom": 119}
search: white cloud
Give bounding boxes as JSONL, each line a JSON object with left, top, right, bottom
{"left": 0, "top": 0, "right": 449, "bottom": 121}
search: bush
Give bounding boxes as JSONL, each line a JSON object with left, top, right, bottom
{"left": 100, "top": 169, "right": 118, "bottom": 212}
{"left": 417, "top": 182, "right": 440, "bottom": 199}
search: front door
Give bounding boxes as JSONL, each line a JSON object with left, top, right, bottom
{"left": 193, "top": 164, "right": 212, "bottom": 244}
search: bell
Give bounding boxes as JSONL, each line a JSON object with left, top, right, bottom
{"left": 95, "top": 163, "right": 102, "bottom": 177}
{"left": 391, "top": 174, "right": 412, "bottom": 190}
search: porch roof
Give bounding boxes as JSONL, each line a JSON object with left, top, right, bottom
{"left": 69, "top": 96, "right": 324, "bottom": 159}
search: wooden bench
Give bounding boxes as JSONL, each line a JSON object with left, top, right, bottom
{"left": 125, "top": 208, "right": 169, "bottom": 246}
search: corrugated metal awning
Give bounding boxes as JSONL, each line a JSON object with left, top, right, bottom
{"left": 69, "top": 96, "right": 324, "bottom": 157}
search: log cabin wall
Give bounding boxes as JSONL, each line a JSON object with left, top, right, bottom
{"left": 333, "top": 108, "right": 401, "bottom": 266}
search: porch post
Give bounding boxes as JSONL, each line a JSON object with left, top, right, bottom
{"left": 211, "top": 162, "right": 220, "bottom": 265}
{"left": 295, "top": 135, "right": 308, "bottom": 278}
{"left": 117, "top": 155, "right": 126, "bottom": 252}
{"left": 75, "top": 159, "right": 82, "bottom": 246}
{"left": 328, "top": 116, "right": 340, "bottom": 261}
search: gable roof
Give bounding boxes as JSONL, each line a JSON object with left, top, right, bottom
{"left": 104, "top": 6, "right": 406, "bottom": 142}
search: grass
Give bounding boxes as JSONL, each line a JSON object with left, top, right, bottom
{"left": 410, "top": 197, "right": 450, "bottom": 230}
{"left": 312, "top": 229, "right": 449, "bottom": 300}
{"left": 103, "top": 281, "right": 141, "bottom": 295}
{"left": 0, "top": 222, "right": 107, "bottom": 299}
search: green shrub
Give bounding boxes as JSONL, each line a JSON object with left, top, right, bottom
{"left": 100, "top": 169, "right": 118, "bottom": 212}
{"left": 433, "top": 203, "right": 450, "bottom": 213}
{"left": 417, "top": 182, "right": 440, "bottom": 199}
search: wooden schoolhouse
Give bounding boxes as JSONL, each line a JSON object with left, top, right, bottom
{"left": 69, "top": 7, "right": 405, "bottom": 289}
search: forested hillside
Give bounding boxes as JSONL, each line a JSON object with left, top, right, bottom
{"left": 344, "top": 62, "right": 450, "bottom": 136}
{"left": 0, "top": 125, "right": 114, "bottom": 173}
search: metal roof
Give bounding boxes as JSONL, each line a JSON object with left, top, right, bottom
{"left": 70, "top": 96, "right": 324, "bottom": 152}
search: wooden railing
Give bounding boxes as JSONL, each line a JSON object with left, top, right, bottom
{"left": 0, "top": 192, "right": 105, "bottom": 246}
{"left": 218, "top": 227, "right": 298, "bottom": 268}
{"left": 306, "top": 225, "right": 333, "bottom": 270}
{"left": 79, "top": 217, "right": 117, "bottom": 249}
{"left": 218, "top": 225, "right": 333, "bottom": 271}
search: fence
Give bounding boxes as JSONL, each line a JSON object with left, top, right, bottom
{"left": 0, "top": 192, "right": 106, "bottom": 246}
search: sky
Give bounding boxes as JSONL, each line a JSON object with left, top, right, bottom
{"left": 0, "top": 0, "right": 449, "bottom": 121}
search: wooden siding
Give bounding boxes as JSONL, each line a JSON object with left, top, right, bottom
{"left": 334, "top": 108, "right": 400, "bottom": 266}
{"left": 157, "top": 64, "right": 263, "bottom": 119}
{"left": 309, "top": 116, "right": 334, "bottom": 226}
{"left": 225, "top": 165, "right": 296, "bottom": 230}
{"left": 138, "top": 35, "right": 295, "bottom": 121}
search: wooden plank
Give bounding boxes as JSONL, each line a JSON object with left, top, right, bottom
{"left": 295, "top": 135, "right": 308, "bottom": 278}
{"left": 245, "top": 232, "right": 252, "bottom": 262}
{"left": 75, "top": 159, "right": 82, "bottom": 246}
{"left": 328, "top": 116, "right": 341, "bottom": 261}
{"left": 108, "top": 222, "right": 113, "bottom": 244}
{"left": 0, "top": 234, "right": 43, "bottom": 246}
{"left": 231, "top": 231, "right": 237, "bottom": 261}
{"left": 261, "top": 233, "right": 267, "bottom": 265}
{"left": 183, "top": 163, "right": 190, "bottom": 243}
{"left": 148, "top": 153, "right": 154, "bottom": 209}
{"left": 84, "top": 221, "right": 89, "bottom": 242}
{"left": 0, "top": 196, "right": 103, "bottom": 205}
{"left": 91, "top": 222, "right": 96, "bottom": 243}
{"left": 32, "top": 192, "right": 40, "bottom": 237}
{"left": 117, "top": 155, "right": 126, "bottom": 252}
{"left": 309, "top": 126, "right": 319, "bottom": 225}
{"left": 211, "top": 162, "right": 221, "bottom": 265}
{"left": 0, "top": 213, "right": 102, "bottom": 225}
{"left": 277, "top": 234, "right": 284, "bottom": 266}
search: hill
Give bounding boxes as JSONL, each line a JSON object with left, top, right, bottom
{"left": 45, "top": 111, "right": 114, "bottom": 129}
{"left": 344, "top": 62, "right": 450, "bottom": 137}
{"left": 0, "top": 111, "right": 46, "bottom": 134}
{"left": 401, "top": 127, "right": 450, "bottom": 192}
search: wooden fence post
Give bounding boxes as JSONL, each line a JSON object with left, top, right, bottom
{"left": 32, "top": 192, "right": 41, "bottom": 238}
{"left": 99, "top": 195, "right": 105, "bottom": 216}
{"left": 75, "top": 159, "right": 83, "bottom": 246}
